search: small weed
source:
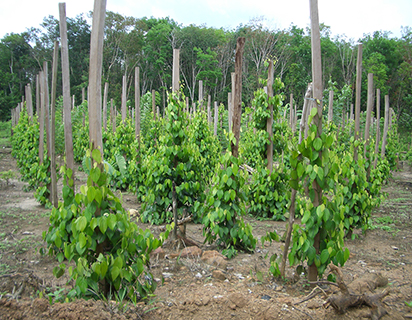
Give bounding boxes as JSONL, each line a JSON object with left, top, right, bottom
{"left": 405, "top": 301, "right": 412, "bottom": 308}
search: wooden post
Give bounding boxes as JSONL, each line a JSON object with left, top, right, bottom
{"left": 82, "top": 87, "right": 85, "bottom": 103}
{"left": 267, "top": 60, "right": 274, "bottom": 173}
{"left": 103, "top": 82, "right": 108, "bottom": 131}
{"left": 121, "top": 75, "right": 127, "bottom": 123}
{"left": 228, "top": 92, "right": 232, "bottom": 131}
{"left": 364, "top": 73, "right": 374, "bottom": 157}
{"left": 214, "top": 101, "right": 218, "bottom": 136}
{"left": 135, "top": 67, "right": 141, "bottom": 140}
{"left": 59, "top": 2, "right": 75, "bottom": 187}
{"left": 152, "top": 89, "right": 156, "bottom": 120}
{"left": 88, "top": 0, "right": 106, "bottom": 157}
{"left": 199, "top": 80, "right": 203, "bottom": 110}
{"left": 381, "top": 95, "right": 390, "bottom": 159}
{"left": 26, "top": 84, "right": 33, "bottom": 122}
{"left": 111, "top": 99, "right": 116, "bottom": 133}
{"left": 207, "top": 95, "right": 211, "bottom": 124}
{"left": 231, "top": 37, "right": 245, "bottom": 158}
{"left": 308, "top": 0, "right": 323, "bottom": 283}
{"left": 231, "top": 72, "right": 235, "bottom": 128}
{"left": 50, "top": 41, "right": 59, "bottom": 208}
{"left": 373, "top": 89, "right": 381, "bottom": 169}
{"left": 290, "top": 94, "right": 294, "bottom": 133}
{"left": 172, "top": 49, "right": 180, "bottom": 92}
{"left": 39, "top": 71, "right": 45, "bottom": 165}
{"left": 36, "top": 74, "right": 40, "bottom": 118}
{"left": 185, "top": 97, "right": 189, "bottom": 113}
{"left": 354, "top": 44, "right": 363, "bottom": 162}
{"left": 328, "top": 90, "right": 334, "bottom": 122}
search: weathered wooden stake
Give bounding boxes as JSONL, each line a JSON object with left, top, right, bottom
{"left": 364, "top": 73, "right": 374, "bottom": 158}
{"left": 328, "top": 90, "right": 334, "bottom": 122}
{"left": 172, "top": 49, "right": 180, "bottom": 92}
{"left": 228, "top": 92, "right": 232, "bottom": 131}
{"left": 214, "top": 101, "right": 218, "bottom": 136}
{"left": 381, "top": 95, "right": 390, "bottom": 159}
{"left": 267, "top": 60, "right": 274, "bottom": 173}
{"left": 50, "top": 41, "right": 59, "bottom": 208}
{"left": 231, "top": 37, "right": 245, "bottom": 158}
{"left": 39, "top": 71, "right": 45, "bottom": 165}
{"left": 26, "top": 84, "right": 33, "bottom": 122}
{"left": 373, "top": 89, "right": 381, "bottom": 169}
{"left": 207, "top": 95, "right": 211, "bottom": 125}
{"left": 36, "top": 74, "right": 40, "bottom": 118}
{"left": 121, "top": 75, "right": 127, "bottom": 123}
{"left": 135, "top": 67, "right": 141, "bottom": 140}
{"left": 88, "top": 0, "right": 106, "bottom": 156}
{"left": 59, "top": 2, "right": 75, "bottom": 188}
{"left": 354, "top": 44, "right": 363, "bottom": 162}
{"left": 199, "top": 80, "right": 203, "bottom": 110}
{"left": 103, "top": 82, "right": 108, "bottom": 130}
{"left": 308, "top": 0, "right": 323, "bottom": 283}
{"left": 152, "top": 89, "right": 156, "bottom": 120}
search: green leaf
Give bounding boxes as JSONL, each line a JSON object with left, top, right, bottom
{"left": 77, "top": 276, "right": 88, "bottom": 293}
{"left": 111, "top": 266, "right": 120, "bottom": 281}
{"left": 320, "top": 249, "right": 329, "bottom": 264}
{"left": 79, "top": 233, "right": 87, "bottom": 248}
{"left": 90, "top": 167, "right": 101, "bottom": 184}
{"left": 100, "top": 217, "right": 108, "bottom": 234}
{"left": 313, "top": 137, "right": 322, "bottom": 151}
{"left": 107, "top": 214, "right": 117, "bottom": 230}
{"left": 91, "top": 149, "right": 102, "bottom": 164}
{"left": 77, "top": 216, "right": 87, "bottom": 232}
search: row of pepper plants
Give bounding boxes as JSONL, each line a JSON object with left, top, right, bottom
{"left": 11, "top": 82, "right": 398, "bottom": 288}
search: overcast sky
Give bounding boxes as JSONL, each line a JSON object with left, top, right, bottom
{"left": 1, "top": 0, "right": 411, "bottom": 40}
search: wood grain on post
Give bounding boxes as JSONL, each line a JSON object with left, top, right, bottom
{"left": 152, "top": 90, "right": 156, "bottom": 121}
{"left": 214, "top": 101, "right": 218, "bottom": 136}
{"left": 231, "top": 37, "right": 245, "bottom": 158}
{"left": 307, "top": 0, "right": 323, "bottom": 283}
{"left": 373, "top": 89, "right": 381, "bottom": 169}
{"left": 111, "top": 99, "right": 116, "bottom": 133}
{"left": 328, "top": 90, "right": 334, "bottom": 122}
{"left": 364, "top": 73, "right": 374, "bottom": 157}
{"left": 228, "top": 92, "right": 232, "bottom": 131}
{"left": 26, "top": 84, "right": 33, "bottom": 122}
{"left": 172, "top": 49, "right": 180, "bottom": 92}
{"left": 267, "top": 60, "right": 274, "bottom": 173}
{"left": 381, "top": 95, "right": 390, "bottom": 158}
{"left": 207, "top": 95, "right": 211, "bottom": 124}
{"left": 290, "top": 94, "right": 294, "bottom": 132}
{"left": 121, "top": 75, "right": 127, "bottom": 123}
{"left": 59, "top": 2, "right": 75, "bottom": 187}
{"left": 50, "top": 41, "right": 59, "bottom": 208}
{"left": 354, "top": 44, "right": 363, "bottom": 162}
{"left": 103, "top": 82, "right": 108, "bottom": 130}
{"left": 199, "top": 80, "right": 203, "bottom": 110}
{"left": 82, "top": 87, "right": 85, "bottom": 103}
{"left": 36, "top": 74, "right": 40, "bottom": 118}
{"left": 135, "top": 67, "right": 140, "bottom": 139}
{"left": 44, "top": 62, "right": 51, "bottom": 160}
{"left": 88, "top": 0, "right": 106, "bottom": 156}
{"left": 39, "top": 71, "right": 45, "bottom": 165}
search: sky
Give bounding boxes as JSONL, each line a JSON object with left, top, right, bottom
{"left": 0, "top": 0, "right": 411, "bottom": 40}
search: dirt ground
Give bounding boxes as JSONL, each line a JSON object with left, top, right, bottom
{"left": 0, "top": 147, "right": 411, "bottom": 320}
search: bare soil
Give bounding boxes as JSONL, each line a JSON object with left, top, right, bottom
{"left": 0, "top": 147, "right": 411, "bottom": 319}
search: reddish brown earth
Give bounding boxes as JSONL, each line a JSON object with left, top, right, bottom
{"left": 0, "top": 147, "right": 411, "bottom": 319}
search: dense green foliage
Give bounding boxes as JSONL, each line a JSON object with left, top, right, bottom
{"left": 43, "top": 150, "right": 170, "bottom": 301}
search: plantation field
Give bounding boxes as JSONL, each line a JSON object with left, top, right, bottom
{"left": 0, "top": 147, "right": 412, "bottom": 319}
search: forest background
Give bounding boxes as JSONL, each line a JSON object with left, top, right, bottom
{"left": 1, "top": 12, "right": 411, "bottom": 136}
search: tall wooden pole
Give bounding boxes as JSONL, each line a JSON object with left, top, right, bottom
{"left": 121, "top": 75, "right": 127, "bottom": 123}
{"left": 231, "top": 37, "right": 245, "bottom": 158}
{"left": 172, "top": 49, "right": 180, "bottom": 93}
{"left": 135, "top": 67, "right": 141, "bottom": 140}
{"left": 354, "top": 44, "right": 363, "bottom": 162}
{"left": 152, "top": 90, "right": 156, "bottom": 121}
{"left": 26, "top": 84, "right": 33, "bottom": 122}
{"left": 50, "top": 41, "right": 59, "bottom": 208}
{"left": 364, "top": 73, "right": 374, "bottom": 157}
{"left": 327, "top": 90, "right": 334, "bottom": 122}
{"left": 88, "top": 0, "right": 106, "bottom": 156}
{"left": 228, "top": 92, "right": 232, "bottom": 131}
{"left": 290, "top": 93, "right": 294, "bottom": 133}
{"left": 267, "top": 60, "right": 274, "bottom": 173}
{"left": 373, "top": 89, "right": 381, "bottom": 169}
{"left": 199, "top": 80, "right": 204, "bottom": 111}
{"left": 308, "top": 0, "right": 323, "bottom": 283}
{"left": 44, "top": 61, "right": 51, "bottom": 158}
{"left": 214, "top": 101, "right": 218, "bottom": 136}
{"left": 59, "top": 2, "right": 75, "bottom": 187}
{"left": 103, "top": 82, "right": 108, "bottom": 131}
{"left": 36, "top": 74, "right": 40, "bottom": 118}
{"left": 39, "top": 71, "right": 45, "bottom": 166}
{"left": 381, "top": 95, "right": 390, "bottom": 159}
